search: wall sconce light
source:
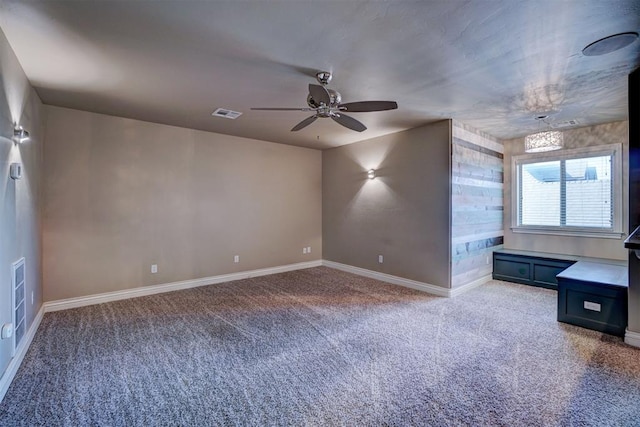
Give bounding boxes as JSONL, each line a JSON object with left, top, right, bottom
{"left": 367, "top": 169, "right": 376, "bottom": 179}
{"left": 13, "top": 126, "right": 30, "bottom": 143}
{"left": 10, "top": 163, "right": 22, "bottom": 180}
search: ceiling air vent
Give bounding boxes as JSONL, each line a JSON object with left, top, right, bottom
{"left": 550, "top": 119, "right": 579, "bottom": 129}
{"left": 211, "top": 108, "right": 242, "bottom": 119}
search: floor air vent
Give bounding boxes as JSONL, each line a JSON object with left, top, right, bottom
{"left": 11, "top": 258, "right": 26, "bottom": 355}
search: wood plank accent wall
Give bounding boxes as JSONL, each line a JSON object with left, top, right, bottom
{"left": 451, "top": 121, "right": 504, "bottom": 287}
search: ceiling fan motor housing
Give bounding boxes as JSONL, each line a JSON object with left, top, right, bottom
{"left": 307, "top": 89, "right": 341, "bottom": 109}
{"left": 315, "top": 71, "right": 333, "bottom": 85}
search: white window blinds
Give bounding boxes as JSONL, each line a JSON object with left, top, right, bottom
{"left": 513, "top": 144, "right": 621, "bottom": 237}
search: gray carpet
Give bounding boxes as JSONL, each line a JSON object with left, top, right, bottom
{"left": 1, "top": 267, "right": 639, "bottom": 426}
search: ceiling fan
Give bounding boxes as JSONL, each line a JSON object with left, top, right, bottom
{"left": 251, "top": 71, "right": 398, "bottom": 132}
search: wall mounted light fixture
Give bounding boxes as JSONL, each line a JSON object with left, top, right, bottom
{"left": 13, "top": 126, "right": 29, "bottom": 144}
{"left": 367, "top": 169, "right": 376, "bottom": 179}
{"left": 10, "top": 163, "right": 22, "bottom": 180}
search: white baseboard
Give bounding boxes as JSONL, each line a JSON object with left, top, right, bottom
{"left": 44, "top": 260, "right": 323, "bottom": 312}
{"left": 0, "top": 305, "right": 45, "bottom": 403}
{"left": 0, "top": 260, "right": 322, "bottom": 404}
{"left": 625, "top": 329, "right": 640, "bottom": 348}
{"left": 450, "top": 274, "right": 492, "bottom": 297}
{"left": 322, "top": 260, "right": 491, "bottom": 298}
{"left": 322, "top": 260, "right": 450, "bottom": 297}
{"left": 2, "top": 259, "right": 490, "bottom": 404}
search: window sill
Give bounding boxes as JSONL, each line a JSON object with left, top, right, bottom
{"left": 511, "top": 227, "right": 625, "bottom": 239}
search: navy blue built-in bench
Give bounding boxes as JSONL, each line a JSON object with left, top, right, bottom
{"left": 557, "top": 261, "right": 628, "bottom": 336}
{"left": 493, "top": 249, "right": 576, "bottom": 290}
{"left": 493, "top": 250, "right": 628, "bottom": 336}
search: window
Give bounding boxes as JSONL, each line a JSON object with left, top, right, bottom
{"left": 512, "top": 144, "right": 623, "bottom": 238}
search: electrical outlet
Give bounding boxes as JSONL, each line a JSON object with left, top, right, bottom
{"left": 378, "top": 255, "right": 384, "bottom": 264}
{"left": 151, "top": 264, "right": 158, "bottom": 274}
{"left": 31, "top": 291, "right": 34, "bottom": 305}
{"left": 303, "top": 248, "right": 307, "bottom": 254}
{"left": 307, "top": 246, "right": 311, "bottom": 253}
{"left": 486, "top": 256, "right": 490, "bottom": 265}
{"left": 234, "top": 255, "right": 240, "bottom": 263}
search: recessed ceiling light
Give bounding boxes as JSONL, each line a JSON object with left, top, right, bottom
{"left": 582, "top": 32, "right": 639, "bottom": 56}
{"left": 211, "top": 108, "right": 242, "bottom": 119}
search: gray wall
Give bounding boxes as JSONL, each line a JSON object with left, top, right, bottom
{"left": 503, "top": 121, "right": 629, "bottom": 260}
{"left": 0, "top": 29, "right": 43, "bottom": 377}
{"left": 451, "top": 121, "right": 504, "bottom": 287}
{"left": 322, "top": 120, "right": 452, "bottom": 288}
{"left": 43, "top": 106, "right": 322, "bottom": 301}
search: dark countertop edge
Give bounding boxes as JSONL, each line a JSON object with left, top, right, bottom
{"left": 624, "top": 225, "right": 640, "bottom": 250}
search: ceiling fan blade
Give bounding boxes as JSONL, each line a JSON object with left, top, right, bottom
{"left": 338, "top": 101, "right": 398, "bottom": 112}
{"left": 251, "top": 107, "right": 313, "bottom": 111}
{"left": 291, "top": 115, "right": 318, "bottom": 131}
{"left": 331, "top": 113, "right": 367, "bottom": 132}
{"left": 308, "top": 84, "right": 331, "bottom": 105}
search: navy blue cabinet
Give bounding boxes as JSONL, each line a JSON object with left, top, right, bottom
{"left": 492, "top": 251, "right": 575, "bottom": 290}
{"left": 557, "top": 262, "right": 628, "bottom": 337}
{"left": 493, "top": 250, "right": 628, "bottom": 336}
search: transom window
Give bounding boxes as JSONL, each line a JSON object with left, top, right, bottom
{"left": 512, "top": 144, "right": 623, "bottom": 238}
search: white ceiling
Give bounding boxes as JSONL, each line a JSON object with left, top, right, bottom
{"left": 0, "top": 0, "right": 638, "bottom": 149}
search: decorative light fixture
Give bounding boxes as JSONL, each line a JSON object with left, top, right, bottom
{"left": 524, "top": 116, "right": 563, "bottom": 153}
{"left": 13, "top": 126, "right": 30, "bottom": 143}
{"left": 367, "top": 169, "right": 376, "bottom": 179}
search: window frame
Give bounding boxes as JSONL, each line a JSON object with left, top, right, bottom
{"left": 511, "top": 143, "right": 623, "bottom": 239}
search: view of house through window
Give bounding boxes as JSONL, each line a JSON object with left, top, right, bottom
{"left": 514, "top": 144, "right": 621, "bottom": 236}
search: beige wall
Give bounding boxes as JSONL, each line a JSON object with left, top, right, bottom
{"left": 0, "top": 29, "right": 44, "bottom": 378}
{"left": 43, "top": 106, "right": 321, "bottom": 301}
{"left": 322, "top": 120, "right": 452, "bottom": 288}
{"left": 503, "top": 121, "right": 629, "bottom": 260}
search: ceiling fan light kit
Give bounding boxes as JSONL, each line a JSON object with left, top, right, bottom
{"left": 251, "top": 71, "right": 398, "bottom": 133}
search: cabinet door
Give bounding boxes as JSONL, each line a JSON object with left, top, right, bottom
{"left": 533, "top": 261, "right": 573, "bottom": 289}
{"left": 494, "top": 257, "right": 530, "bottom": 282}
